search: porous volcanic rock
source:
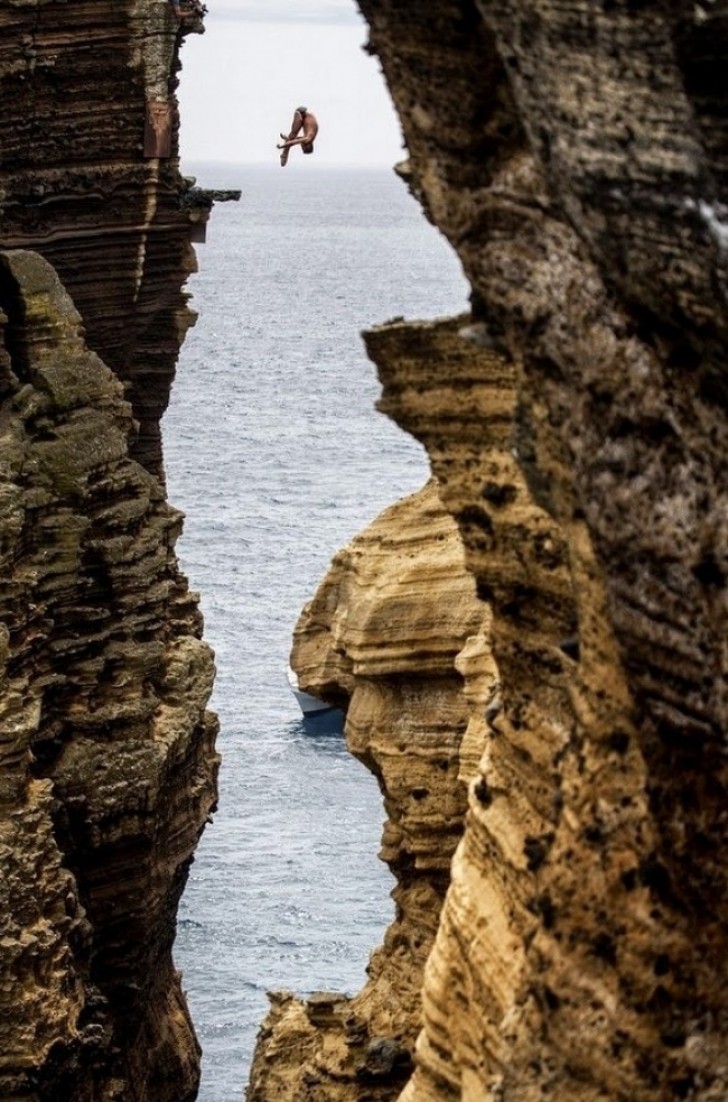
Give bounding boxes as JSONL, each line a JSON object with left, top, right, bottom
{"left": 0, "top": 0, "right": 209, "bottom": 480}
{"left": 0, "top": 250, "right": 217, "bottom": 1100}
{"left": 247, "top": 480, "right": 488, "bottom": 1100}
{"left": 250, "top": 1, "right": 728, "bottom": 1099}
{"left": 366, "top": 2, "right": 727, "bottom": 1098}
{"left": 0, "top": 4, "right": 219, "bottom": 1099}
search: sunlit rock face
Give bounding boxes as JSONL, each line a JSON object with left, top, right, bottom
{"left": 354, "top": 1, "right": 728, "bottom": 1098}
{"left": 251, "top": 1, "right": 728, "bottom": 1100}
{"left": 248, "top": 481, "right": 488, "bottom": 1100}
{"left": 368, "top": 316, "right": 652, "bottom": 1102}
{"left": 0, "top": 5, "right": 217, "bottom": 1099}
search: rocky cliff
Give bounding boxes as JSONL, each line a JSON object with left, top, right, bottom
{"left": 1, "top": 0, "right": 206, "bottom": 479}
{"left": 251, "top": 2, "right": 728, "bottom": 1100}
{"left": 248, "top": 479, "right": 488, "bottom": 1101}
{"left": 0, "top": 4, "right": 218, "bottom": 1100}
{"left": 4, "top": 1, "right": 728, "bottom": 1099}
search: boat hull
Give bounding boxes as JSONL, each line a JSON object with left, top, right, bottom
{"left": 287, "top": 666, "right": 336, "bottom": 716}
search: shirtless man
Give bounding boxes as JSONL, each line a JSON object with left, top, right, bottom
{"left": 277, "top": 107, "right": 319, "bottom": 166}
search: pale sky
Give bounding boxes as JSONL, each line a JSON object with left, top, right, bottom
{"left": 177, "top": 0, "right": 406, "bottom": 167}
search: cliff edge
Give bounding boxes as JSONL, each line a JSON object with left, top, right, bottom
{"left": 0, "top": 4, "right": 218, "bottom": 1099}
{"left": 251, "top": 2, "right": 728, "bottom": 1100}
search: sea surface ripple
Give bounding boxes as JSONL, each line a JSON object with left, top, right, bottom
{"left": 164, "top": 163, "right": 468, "bottom": 1100}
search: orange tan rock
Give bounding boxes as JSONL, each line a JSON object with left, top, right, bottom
{"left": 248, "top": 480, "right": 487, "bottom": 1100}
{"left": 251, "top": 0, "right": 728, "bottom": 1095}
{"left": 359, "top": 2, "right": 728, "bottom": 1097}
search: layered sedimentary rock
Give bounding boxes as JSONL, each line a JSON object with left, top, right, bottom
{"left": 0, "top": 0, "right": 206, "bottom": 479}
{"left": 370, "top": 316, "right": 652, "bottom": 1102}
{"left": 248, "top": 481, "right": 488, "bottom": 1100}
{"left": 1, "top": 4, "right": 218, "bottom": 1100}
{"left": 252, "top": 1, "right": 728, "bottom": 1100}
{"left": 0, "top": 250, "right": 217, "bottom": 1100}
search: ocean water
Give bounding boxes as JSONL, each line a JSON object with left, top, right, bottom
{"left": 164, "top": 163, "right": 468, "bottom": 1101}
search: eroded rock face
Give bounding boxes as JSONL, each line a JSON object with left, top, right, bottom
{"left": 248, "top": 481, "right": 487, "bottom": 1100}
{"left": 369, "top": 315, "right": 655, "bottom": 1102}
{"left": 0, "top": 0, "right": 205, "bottom": 480}
{"left": 356, "top": 2, "right": 728, "bottom": 1098}
{"left": 0, "top": 4, "right": 218, "bottom": 1098}
{"left": 251, "top": 2, "right": 728, "bottom": 1100}
{"left": 0, "top": 250, "right": 218, "bottom": 1101}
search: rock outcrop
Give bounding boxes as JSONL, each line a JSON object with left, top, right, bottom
{"left": 250, "top": 2, "right": 728, "bottom": 1100}
{"left": 248, "top": 481, "right": 487, "bottom": 1100}
{"left": 4, "top": 0, "right": 728, "bottom": 1098}
{"left": 0, "top": 0, "right": 207, "bottom": 480}
{"left": 1, "top": 4, "right": 218, "bottom": 1100}
{"left": 0, "top": 249, "right": 217, "bottom": 1101}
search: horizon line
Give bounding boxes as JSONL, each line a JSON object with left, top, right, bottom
{"left": 180, "top": 158, "right": 407, "bottom": 171}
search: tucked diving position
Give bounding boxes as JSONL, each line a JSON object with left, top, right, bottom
{"left": 277, "top": 107, "right": 319, "bottom": 167}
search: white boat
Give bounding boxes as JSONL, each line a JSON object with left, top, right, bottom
{"left": 287, "top": 665, "right": 337, "bottom": 717}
